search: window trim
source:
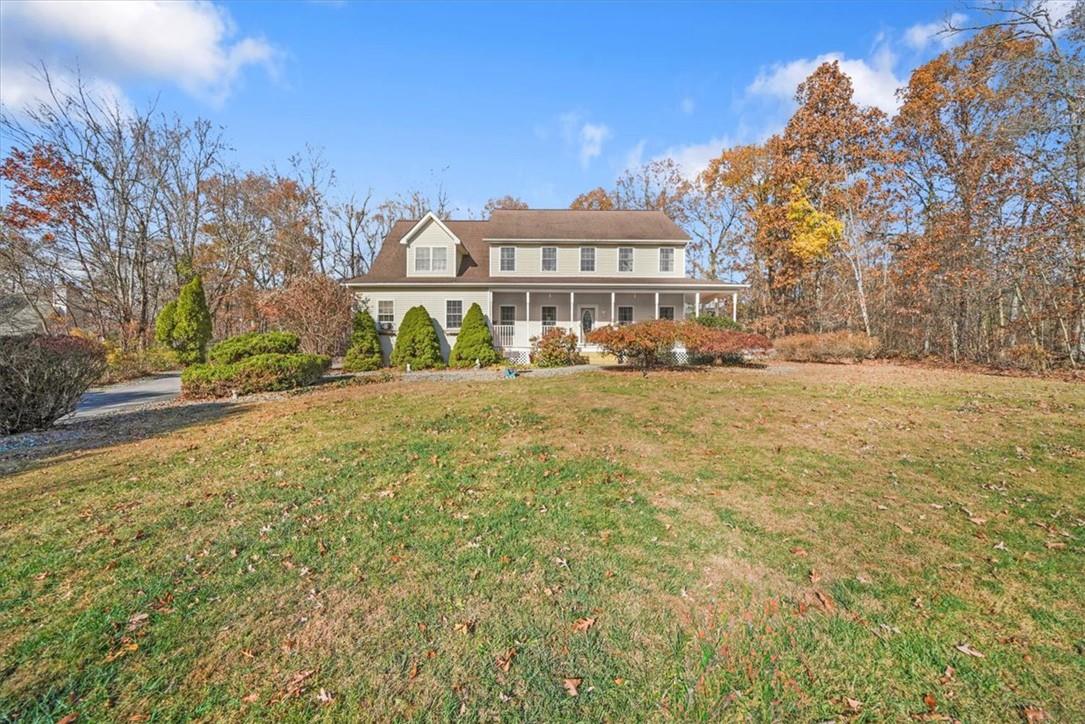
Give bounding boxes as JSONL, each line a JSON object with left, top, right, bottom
{"left": 445, "top": 299, "right": 463, "bottom": 330}
{"left": 618, "top": 247, "right": 634, "bottom": 273}
{"left": 617, "top": 305, "right": 634, "bottom": 325}
{"left": 580, "top": 246, "right": 596, "bottom": 273}
{"left": 414, "top": 246, "right": 431, "bottom": 272}
{"left": 540, "top": 305, "right": 557, "bottom": 326}
{"left": 431, "top": 246, "right": 448, "bottom": 272}
{"left": 659, "top": 247, "right": 675, "bottom": 273}
{"left": 541, "top": 246, "right": 558, "bottom": 272}
{"left": 499, "top": 246, "right": 516, "bottom": 272}
{"left": 377, "top": 300, "right": 394, "bottom": 330}
{"left": 658, "top": 306, "right": 675, "bottom": 320}
{"left": 498, "top": 305, "right": 516, "bottom": 326}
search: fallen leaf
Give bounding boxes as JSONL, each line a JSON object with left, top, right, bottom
{"left": 955, "top": 643, "right": 985, "bottom": 658}
{"left": 968, "top": 516, "right": 987, "bottom": 525}
{"left": 241, "top": 693, "right": 259, "bottom": 704}
{"left": 562, "top": 677, "right": 582, "bottom": 696}
{"left": 57, "top": 715, "right": 78, "bottom": 724}
{"left": 408, "top": 661, "right": 420, "bottom": 680}
{"left": 317, "top": 688, "right": 334, "bottom": 704}
{"left": 495, "top": 648, "right": 515, "bottom": 673}
{"left": 126, "top": 612, "right": 149, "bottom": 632}
{"left": 844, "top": 697, "right": 862, "bottom": 712}
{"left": 923, "top": 692, "right": 938, "bottom": 713}
{"left": 572, "top": 617, "right": 596, "bottom": 633}
{"left": 454, "top": 620, "right": 476, "bottom": 635}
{"left": 105, "top": 639, "right": 138, "bottom": 662}
{"left": 33, "top": 571, "right": 50, "bottom": 581}
{"left": 613, "top": 677, "right": 626, "bottom": 686}
{"left": 1022, "top": 704, "right": 1047, "bottom": 722}
{"left": 939, "top": 665, "right": 955, "bottom": 684}
{"left": 814, "top": 590, "right": 834, "bottom": 612}
{"left": 790, "top": 547, "right": 808, "bottom": 557}
{"left": 809, "top": 569, "right": 821, "bottom": 584}
{"left": 317, "top": 539, "right": 328, "bottom": 556}
{"left": 1045, "top": 541, "right": 1065, "bottom": 550}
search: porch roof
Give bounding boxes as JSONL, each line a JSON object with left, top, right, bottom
{"left": 344, "top": 277, "right": 747, "bottom": 291}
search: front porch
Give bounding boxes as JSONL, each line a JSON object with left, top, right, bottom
{"left": 489, "top": 288, "right": 738, "bottom": 352}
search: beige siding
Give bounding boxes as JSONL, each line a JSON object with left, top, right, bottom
{"left": 354, "top": 289, "right": 489, "bottom": 360}
{"left": 491, "top": 290, "right": 691, "bottom": 324}
{"left": 405, "top": 219, "right": 459, "bottom": 278}
{"left": 489, "top": 243, "right": 686, "bottom": 277}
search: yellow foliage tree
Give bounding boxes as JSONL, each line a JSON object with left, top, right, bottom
{"left": 785, "top": 184, "right": 842, "bottom": 262}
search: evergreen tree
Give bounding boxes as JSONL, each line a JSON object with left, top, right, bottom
{"left": 390, "top": 306, "right": 443, "bottom": 369}
{"left": 448, "top": 303, "right": 501, "bottom": 367}
{"left": 172, "top": 275, "right": 213, "bottom": 364}
{"left": 343, "top": 309, "right": 384, "bottom": 371}
{"left": 154, "top": 300, "right": 177, "bottom": 346}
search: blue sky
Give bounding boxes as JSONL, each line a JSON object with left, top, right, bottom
{"left": 1, "top": 0, "right": 974, "bottom": 214}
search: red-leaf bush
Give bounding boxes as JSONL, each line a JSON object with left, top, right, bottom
{"left": 773, "top": 331, "right": 879, "bottom": 362}
{"left": 587, "top": 320, "right": 683, "bottom": 373}
{"left": 1, "top": 334, "right": 107, "bottom": 434}
{"left": 680, "top": 324, "right": 772, "bottom": 364}
{"left": 530, "top": 327, "right": 586, "bottom": 367}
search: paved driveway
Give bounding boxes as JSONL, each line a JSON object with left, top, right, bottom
{"left": 70, "top": 372, "right": 182, "bottom": 420}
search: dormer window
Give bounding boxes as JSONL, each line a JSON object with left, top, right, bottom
{"left": 500, "top": 247, "right": 516, "bottom": 272}
{"left": 415, "top": 246, "right": 448, "bottom": 272}
{"left": 541, "top": 247, "right": 557, "bottom": 272}
{"left": 659, "top": 247, "right": 675, "bottom": 273}
{"left": 618, "top": 247, "right": 634, "bottom": 272}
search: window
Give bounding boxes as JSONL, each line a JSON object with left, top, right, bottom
{"left": 415, "top": 247, "right": 431, "bottom": 272}
{"left": 541, "top": 305, "right": 557, "bottom": 330}
{"left": 618, "top": 247, "right": 634, "bottom": 272}
{"left": 659, "top": 247, "right": 675, "bottom": 273}
{"left": 499, "top": 305, "right": 516, "bottom": 325}
{"left": 500, "top": 247, "right": 516, "bottom": 272}
{"left": 446, "top": 300, "right": 463, "bottom": 329}
{"left": 617, "top": 306, "right": 634, "bottom": 325}
{"left": 541, "top": 246, "right": 557, "bottom": 272}
{"left": 431, "top": 246, "right": 448, "bottom": 272}
{"left": 377, "top": 300, "right": 394, "bottom": 328}
{"left": 580, "top": 247, "right": 595, "bottom": 272}
{"left": 658, "top": 306, "right": 675, "bottom": 320}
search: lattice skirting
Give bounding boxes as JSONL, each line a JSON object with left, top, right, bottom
{"left": 503, "top": 349, "right": 531, "bottom": 365}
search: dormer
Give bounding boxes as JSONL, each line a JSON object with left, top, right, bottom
{"left": 401, "top": 212, "right": 462, "bottom": 278}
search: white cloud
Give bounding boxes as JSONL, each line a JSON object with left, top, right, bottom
{"left": 579, "top": 123, "right": 611, "bottom": 167}
{"left": 1, "top": 0, "right": 277, "bottom": 109}
{"left": 654, "top": 136, "right": 732, "bottom": 180}
{"left": 623, "top": 139, "right": 646, "bottom": 170}
{"left": 746, "top": 38, "right": 904, "bottom": 114}
{"left": 904, "top": 12, "right": 967, "bottom": 51}
{"left": 680, "top": 97, "right": 695, "bottom": 115}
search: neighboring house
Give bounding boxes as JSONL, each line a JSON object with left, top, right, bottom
{"left": 344, "top": 209, "right": 748, "bottom": 363}
{"left": 0, "top": 293, "right": 58, "bottom": 336}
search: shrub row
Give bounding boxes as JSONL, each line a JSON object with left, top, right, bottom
{"left": 2, "top": 334, "right": 107, "bottom": 434}
{"left": 207, "top": 331, "right": 300, "bottom": 364}
{"left": 181, "top": 353, "right": 330, "bottom": 399}
{"left": 586, "top": 320, "right": 772, "bottom": 374}
{"left": 531, "top": 327, "right": 586, "bottom": 367}
{"left": 773, "top": 331, "right": 879, "bottom": 362}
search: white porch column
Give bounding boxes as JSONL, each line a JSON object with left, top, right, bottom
{"left": 732, "top": 291, "right": 738, "bottom": 322}
{"left": 654, "top": 291, "right": 660, "bottom": 319}
{"left": 694, "top": 292, "right": 700, "bottom": 317}
{"left": 610, "top": 292, "right": 615, "bottom": 326}
{"left": 569, "top": 291, "right": 575, "bottom": 338}
{"left": 526, "top": 291, "right": 531, "bottom": 322}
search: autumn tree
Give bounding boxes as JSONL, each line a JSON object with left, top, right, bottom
{"left": 483, "top": 196, "right": 529, "bottom": 216}
{"left": 569, "top": 187, "right": 615, "bottom": 210}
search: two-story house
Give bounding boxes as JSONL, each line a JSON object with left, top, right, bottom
{"left": 344, "top": 209, "right": 748, "bottom": 363}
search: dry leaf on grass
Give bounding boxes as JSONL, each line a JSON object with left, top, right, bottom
{"left": 126, "top": 612, "right": 149, "bottom": 632}
{"left": 57, "top": 715, "right": 77, "bottom": 724}
{"left": 494, "top": 648, "right": 515, "bottom": 673}
{"left": 809, "top": 569, "right": 821, "bottom": 584}
{"left": 562, "top": 677, "right": 582, "bottom": 696}
{"left": 572, "top": 617, "right": 596, "bottom": 632}
{"left": 938, "top": 665, "right": 955, "bottom": 684}
{"left": 790, "top": 547, "right": 808, "bottom": 557}
{"left": 955, "top": 643, "right": 985, "bottom": 658}
{"left": 923, "top": 692, "right": 938, "bottom": 713}
{"left": 1022, "top": 705, "right": 1047, "bottom": 722}
{"left": 317, "top": 688, "right": 334, "bottom": 704}
{"left": 241, "top": 693, "right": 259, "bottom": 704}
{"left": 844, "top": 697, "right": 862, "bottom": 712}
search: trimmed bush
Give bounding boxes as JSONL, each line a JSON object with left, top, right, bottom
{"left": 170, "top": 275, "right": 212, "bottom": 364}
{"left": 1, "top": 334, "right": 107, "bottom": 434}
{"left": 391, "top": 306, "right": 443, "bottom": 370}
{"left": 154, "top": 300, "right": 177, "bottom": 346}
{"left": 449, "top": 303, "right": 501, "bottom": 368}
{"left": 343, "top": 310, "right": 383, "bottom": 371}
{"left": 100, "top": 344, "right": 179, "bottom": 384}
{"left": 531, "top": 327, "right": 586, "bottom": 367}
{"left": 773, "top": 331, "right": 879, "bottom": 362}
{"left": 680, "top": 323, "right": 772, "bottom": 365}
{"left": 691, "top": 314, "right": 741, "bottom": 331}
{"left": 208, "top": 331, "right": 300, "bottom": 365}
{"left": 181, "top": 353, "right": 330, "bottom": 399}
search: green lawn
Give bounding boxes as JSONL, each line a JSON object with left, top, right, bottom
{"left": 1, "top": 363, "right": 1083, "bottom": 721}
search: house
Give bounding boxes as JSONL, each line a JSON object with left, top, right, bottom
{"left": 0, "top": 293, "right": 60, "bottom": 336}
{"left": 344, "top": 209, "right": 748, "bottom": 363}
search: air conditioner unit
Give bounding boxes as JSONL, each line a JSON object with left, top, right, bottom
{"left": 379, "top": 322, "right": 394, "bottom": 332}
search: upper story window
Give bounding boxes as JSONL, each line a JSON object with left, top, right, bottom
{"left": 500, "top": 247, "right": 516, "bottom": 272}
{"left": 618, "top": 247, "right": 634, "bottom": 272}
{"left": 415, "top": 246, "right": 448, "bottom": 272}
{"left": 580, "top": 247, "right": 595, "bottom": 272}
{"left": 541, "top": 247, "right": 557, "bottom": 272}
{"left": 446, "top": 300, "right": 463, "bottom": 329}
{"left": 659, "top": 247, "right": 675, "bottom": 273}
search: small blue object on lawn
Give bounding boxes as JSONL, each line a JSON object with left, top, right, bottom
{"left": 503, "top": 367, "right": 518, "bottom": 379}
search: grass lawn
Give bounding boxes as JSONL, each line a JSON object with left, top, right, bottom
{"left": 1, "top": 363, "right": 1083, "bottom": 721}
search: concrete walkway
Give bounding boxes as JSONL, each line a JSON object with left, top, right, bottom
{"left": 70, "top": 371, "right": 182, "bottom": 420}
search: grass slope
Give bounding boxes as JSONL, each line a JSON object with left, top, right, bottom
{"left": 1, "top": 364, "right": 1082, "bottom": 721}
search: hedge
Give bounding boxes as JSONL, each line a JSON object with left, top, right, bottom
{"left": 181, "top": 353, "right": 330, "bottom": 399}
{"left": 171, "top": 275, "right": 212, "bottom": 364}
{"left": 449, "top": 303, "right": 501, "bottom": 367}
{"left": 773, "top": 332, "right": 879, "bottom": 362}
{"left": 2, "top": 334, "right": 107, "bottom": 434}
{"left": 391, "top": 306, "right": 443, "bottom": 370}
{"left": 207, "top": 331, "right": 300, "bottom": 365}
{"left": 531, "top": 327, "right": 586, "bottom": 367}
